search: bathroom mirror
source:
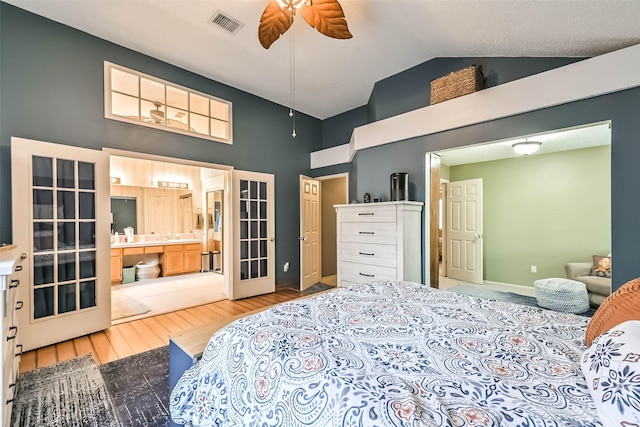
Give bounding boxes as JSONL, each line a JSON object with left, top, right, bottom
{"left": 206, "top": 190, "right": 223, "bottom": 273}
{"left": 111, "top": 196, "right": 137, "bottom": 234}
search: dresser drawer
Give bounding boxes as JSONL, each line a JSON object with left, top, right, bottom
{"left": 341, "top": 222, "right": 397, "bottom": 245}
{"left": 123, "top": 247, "right": 145, "bottom": 255}
{"left": 341, "top": 242, "right": 397, "bottom": 268}
{"left": 341, "top": 261, "right": 397, "bottom": 284}
{"left": 339, "top": 205, "right": 396, "bottom": 223}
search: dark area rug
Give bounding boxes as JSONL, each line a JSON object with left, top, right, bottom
{"left": 449, "top": 284, "right": 597, "bottom": 317}
{"left": 100, "top": 346, "right": 170, "bottom": 427}
{"left": 11, "top": 355, "right": 118, "bottom": 427}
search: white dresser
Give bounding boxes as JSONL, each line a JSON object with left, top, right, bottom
{"left": 1, "top": 245, "right": 24, "bottom": 427}
{"left": 335, "top": 201, "right": 423, "bottom": 286}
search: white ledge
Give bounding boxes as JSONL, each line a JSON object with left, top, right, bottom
{"left": 311, "top": 43, "right": 640, "bottom": 169}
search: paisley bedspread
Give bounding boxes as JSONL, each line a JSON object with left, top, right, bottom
{"left": 170, "top": 280, "right": 601, "bottom": 426}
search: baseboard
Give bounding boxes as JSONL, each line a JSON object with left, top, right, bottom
{"left": 483, "top": 280, "right": 536, "bottom": 297}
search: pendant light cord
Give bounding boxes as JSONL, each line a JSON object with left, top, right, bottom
{"left": 289, "top": 10, "right": 296, "bottom": 138}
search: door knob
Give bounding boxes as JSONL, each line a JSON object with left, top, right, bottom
{"left": 474, "top": 234, "right": 483, "bottom": 239}
{"left": 298, "top": 237, "right": 307, "bottom": 241}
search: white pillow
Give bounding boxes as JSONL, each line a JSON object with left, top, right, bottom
{"left": 581, "top": 320, "right": 640, "bottom": 425}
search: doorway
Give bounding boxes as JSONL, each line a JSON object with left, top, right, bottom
{"left": 108, "top": 152, "right": 231, "bottom": 323}
{"left": 299, "top": 173, "right": 348, "bottom": 290}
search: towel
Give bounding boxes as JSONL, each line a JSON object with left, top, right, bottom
{"left": 195, "top": 212, "right": 204, "bottom": 229}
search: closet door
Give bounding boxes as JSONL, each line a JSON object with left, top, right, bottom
{"left": 12, "top": 137, "right": 110, "bottom": 352}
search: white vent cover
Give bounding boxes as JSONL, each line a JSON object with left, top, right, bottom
{"left": 209, "top": 10, "right": 244, "bottom": 35}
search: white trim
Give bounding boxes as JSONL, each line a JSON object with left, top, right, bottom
{"left": 102, "top": 148, "right": 233, "bottom": 172}
{"left": 311, "top": 43, "right": 640, "bottom": 169}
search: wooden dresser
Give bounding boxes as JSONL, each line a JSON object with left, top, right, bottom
{"left": 1, "top": 245, "right": 24, "bottom": 426}
{"left": 335, "top": 201, "right": 423, "bottom": 287}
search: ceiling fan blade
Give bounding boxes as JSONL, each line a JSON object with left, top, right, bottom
{"left": 301, "top": 0, "right": 352, "bottom": 40}
{"left": 259, "top": 0, "right": 294, "bottom": 49}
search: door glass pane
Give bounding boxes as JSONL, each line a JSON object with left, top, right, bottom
{"left": 34, "top": 254, "right": 54, "bottom": 286}
{"left": 33, "top": 156, "right": 53, "bottom": 187}
{"left": 58, "top": 252, "right": 76, "bottom": 282}
{"left": 240, "top": 180, "right": 248, "bottom": 198}
{"left": 79, "top": 222, "right": 95, "bottom": 249}
{"left": 58, "top": 223, "right": 76, "bottom": 250}
{"left": 250, "top": 260, "right": 258, "bottom": 279}
{"left": 240, "top": 221, "right": 248, "bottom": 240}
{"left": 57, "top": 191, "right": 75, "bottom": 219}
{"left": 240, "top": 201, "right": 248, "bottom": 219}
{"left": 57, "top": 159, "right": 75, "bottom": 188}
{"left": 250, "top": 181, "right": 257, "bottom": 199}
{"left": 260, "top": 201, "right": 267, "bottom": 220}
{"left": 80, "top": 281, "right": 96, "bottom": 309}
{"left": 79, "top": 251, "right": 96, "bottom": 279}
{"left": 250, "top": 221, "right": 258, "bottom": 239}
{"left": 250, "top": 201, "right": 257, "bottom": 219}
{"left": 260, "top": 182, "right": 267, "bottom": 200}
{"left": 34, "top": 287, "right": 54, "bottom": 319}
{"left": 79, "top": 192, "right": 95, "bottom": 219}
{"left": 260, "top": 221, "right": 267, "bottom": 239}
{"left": 260, "top": 239, "right": 267, "bottom": 258}
{"left": 240, "top": 261, "right": 248, "bottom": 280}
{"left": 240, "top": 241, "right": 248, "bottom": 260}
{"left": 78, "top": 162, "right": 95, "bottom": 190}
{"left": 33, "top": 190, "right": 53, "bottom": 219}
{"left": 260, "top": 259, "right": 267, "bottom": 278}
{"left": 58, "top": 284, "right": 76, "bottom": 314}
{"left": 33, "top": 222, "right": 54, "bottom": 252}
{"left": 250, "top": 241, "right": 258, "bottom": 259}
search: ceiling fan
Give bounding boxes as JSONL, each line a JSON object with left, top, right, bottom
{"left": 258, "top": 0, "right": 352, "bottom": 49}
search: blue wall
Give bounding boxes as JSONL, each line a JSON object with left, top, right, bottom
{"left": 0, "top": 3, "right": 322, "bottom": 285}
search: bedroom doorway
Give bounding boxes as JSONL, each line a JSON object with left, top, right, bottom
{"left": 298, "top": 173, "right": 348, "bottom": 290}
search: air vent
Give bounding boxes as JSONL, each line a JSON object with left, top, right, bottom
{"left": 209, "top": 11, "right": 244, "bottom": 35}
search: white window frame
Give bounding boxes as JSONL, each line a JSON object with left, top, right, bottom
{"left": 104, "top": 61, "right": 233, "bottom": 144}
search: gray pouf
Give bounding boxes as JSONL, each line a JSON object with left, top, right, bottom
{"left": 534, "top": 278, "right": 590, "bottom": 314}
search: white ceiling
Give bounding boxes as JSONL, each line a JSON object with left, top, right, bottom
{"left": 5, "top": 0, "right": 640, "bottom": 119}
{"left": 438, "top": 122, "right": 611, "bottom": 166}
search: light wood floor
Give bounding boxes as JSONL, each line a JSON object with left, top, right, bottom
{"left": 19, "top": 286, "right": 305, "bottom": 374}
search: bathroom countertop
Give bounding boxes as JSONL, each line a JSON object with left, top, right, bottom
{"left": 111, "top": 239, "right": 201, "bottom": 249}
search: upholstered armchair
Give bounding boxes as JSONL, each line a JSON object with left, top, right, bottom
{"left": 565, "top": 262, "right": 611, "bottom": 306}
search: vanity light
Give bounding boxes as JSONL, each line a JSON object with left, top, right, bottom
{"left": 512, "top": 140, "right": 542, "bottom": 155}
{"left": 158, "top": 180, "right": 189, "bottom": 189}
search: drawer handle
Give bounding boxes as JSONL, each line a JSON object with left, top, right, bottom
{"left": 7, "top": 326, "right": 17, "bottom": 341}
{"left": 359, "top": 272, "right": 375, "bottom": 278}
{"left": 14, "top": 265, "right": 23, "bottom": 272}
{"left": 358, "top": 213, "right": 374, "bottom": 216}
{"left": 6, "top": 398, "right": 14, "bottom": 405}
{"left": 358, "top": 231, "right": 375, "bottom": 235}
{"left": 359, "top": 252, "right": 375, "bottom": 256}
{"left": 15, "top": 301, "right": 24, "bottom": 310}
{"left": 15, "top": 344, "right": 23, "bottom": 357}
{"left": 8, "top": 383, "right": 15, "bottom": 389}
{"left": 9, "top": 279, "right": 19, "bottom": 289}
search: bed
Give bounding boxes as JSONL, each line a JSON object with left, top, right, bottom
{"left": 170, "top": 280, "right": 606, "bottom": 426}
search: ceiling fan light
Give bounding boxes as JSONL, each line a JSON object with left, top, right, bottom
{"left": 512, "top": 141, "right": 542, "bottom": 155}
{"left": 277, "top": 0, "right": 305, "bottom": 11}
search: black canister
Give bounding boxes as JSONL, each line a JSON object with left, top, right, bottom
{"left": 390, "top": 172, "right": 409, "bottom": 201}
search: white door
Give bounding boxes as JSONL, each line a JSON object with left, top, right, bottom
{"left": 446, "top": 178, "right": 483, "bottom": 284}
{"left": 11, "top": 137, "right": 111, "bottom": 351}
{"left": 230, "top": 170, "right": 275, "bottom": 299}
{"left": 299, "top": 176, "right": 321, "bottom": 290}
{"left": 146, "top": 192, "right": 173, "bottom": 234}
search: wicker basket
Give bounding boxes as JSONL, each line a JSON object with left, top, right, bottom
{"left": 430, "top": 65, "right": 484, "bottom": 105}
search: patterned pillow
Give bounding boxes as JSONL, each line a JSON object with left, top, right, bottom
{"left": 591, "top": 255, "right": 612, "bottom": 278}
{"left": 586, "top": 278, "right": 640, "bottom": 346}
{"left": 581, "top": 320, "right": 640, "bottom": 425}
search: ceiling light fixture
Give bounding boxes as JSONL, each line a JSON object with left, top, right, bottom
{"left": 512, "top": 140, "right": 542, "bottom": 155}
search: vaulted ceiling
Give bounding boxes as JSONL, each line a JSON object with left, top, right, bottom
{"left": 5, "top": 0, "right": 640, "bottom": 120}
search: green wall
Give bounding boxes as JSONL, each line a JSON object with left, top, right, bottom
{"left": 449, "top": 145, "right": 611, "bottom": 287}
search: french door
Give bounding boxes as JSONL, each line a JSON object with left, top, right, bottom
{"left": 230, "top": 170, "right": 275, "bottom": 300}
{"left": 12, "top": 137, "right": 110, "bottom": 351}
